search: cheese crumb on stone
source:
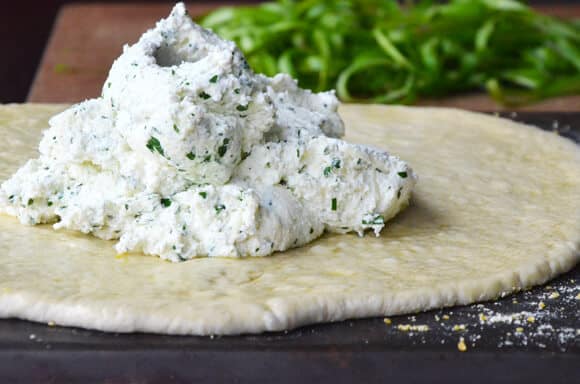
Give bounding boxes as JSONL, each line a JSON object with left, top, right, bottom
{"left": 457, "top": 337, "right": 467, "bottom": 352}
{"left": 397, "top": 324, "right": 430, "bottom": 332}
{"left": 0, "top": 3, "right": 416, "bottom": 262}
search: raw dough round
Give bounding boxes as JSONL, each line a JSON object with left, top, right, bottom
{"left": 0, "top": 104, "right": 578, "bottom": 335}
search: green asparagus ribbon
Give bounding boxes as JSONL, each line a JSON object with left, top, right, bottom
{"left": 201, "top": 0, "right": 580, "bottom": 106}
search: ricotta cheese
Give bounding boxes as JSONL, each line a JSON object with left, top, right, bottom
{"left": 0, "top": 3, "right": 416, "bottom": 262}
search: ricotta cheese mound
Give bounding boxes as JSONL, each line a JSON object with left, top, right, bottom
{"left": 0, "top": 3, "right": 416, "bottom": 262}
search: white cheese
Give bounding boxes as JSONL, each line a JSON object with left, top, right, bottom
{"left": 235, "top": 136, "right": 414, "bottom": 235}
{"left": 0, "top": 3, "right": 416, "bottom": 262}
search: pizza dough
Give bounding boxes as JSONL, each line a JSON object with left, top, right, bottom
{"left": 0, "top": 103, "right": 578, "bottom": 335}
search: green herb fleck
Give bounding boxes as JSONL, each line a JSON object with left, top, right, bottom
{"left": 27, "top": 198, "right": 34, "bottom": 206}
{"left": 199, "top": 91, "right": 211, "bottom": 100}
{"left": 203, "top": 155, "right": 211, "bottom": 162}
{"left": 146, "top": 136, "right": 165, "bottom": 156}
{"left": 241, "top": 151, "right": 251, "bottom": 160}
{"left": 217, "top": 138, "right": 230, "bottom": 157}
{"left": 362, "top": 214, "right": 385, "bottom": 225}
{"left": 173, "top": 124, "right": 179, "bottom": 133}
{"left": 186, "top": 151, "right": 196, "bottom": 160}
{"left": 397, "top": 171, "right": 408, "bottom": 178}
{"left": 266, "top": 162, "right": 271, "bottom": 168}
{"left": 234, "top": 88, "right": 241, "bottom": 94}
{"left": 397, "top": 187, "right": 403, "bottom": 199}
{"left": 199, "top": 191, "right": 207, "bottom": 199}
{"left": 309, "top": 227, "right": 314, "bottom": 234}
{"left": 160, "top": 198, "right": 172, "bottom": 207}
{"left": 324, "top": 159, "right": 341, "bottom": 177}
{"left": 331, "top": 198, "right": 337, "bottom": 211}
{"left": 215, "top": 204, "right": 226, "bottom": 214}
{"left": 47, "top": 201, "right": 53, "bottom": 207}
{"left": 209, "top": 75, "right": 218, "bottom": 83}
{"left": 236, "top": 104, "right": 249, "bottom": 112}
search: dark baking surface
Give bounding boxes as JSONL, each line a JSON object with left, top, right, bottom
{"left": 0, "top": 112, "right": 578, "bottom": 383}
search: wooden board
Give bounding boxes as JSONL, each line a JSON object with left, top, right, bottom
{"left": 28, "top": 3, "right": 580, "bottom": 111}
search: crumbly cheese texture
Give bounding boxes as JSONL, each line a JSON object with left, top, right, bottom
{"left": 0, "top": 3, "right": 415, "bottom": 262}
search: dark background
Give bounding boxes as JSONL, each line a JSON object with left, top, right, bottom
{"left": 1, "top": 0, "right": 578, "bottom": 104}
